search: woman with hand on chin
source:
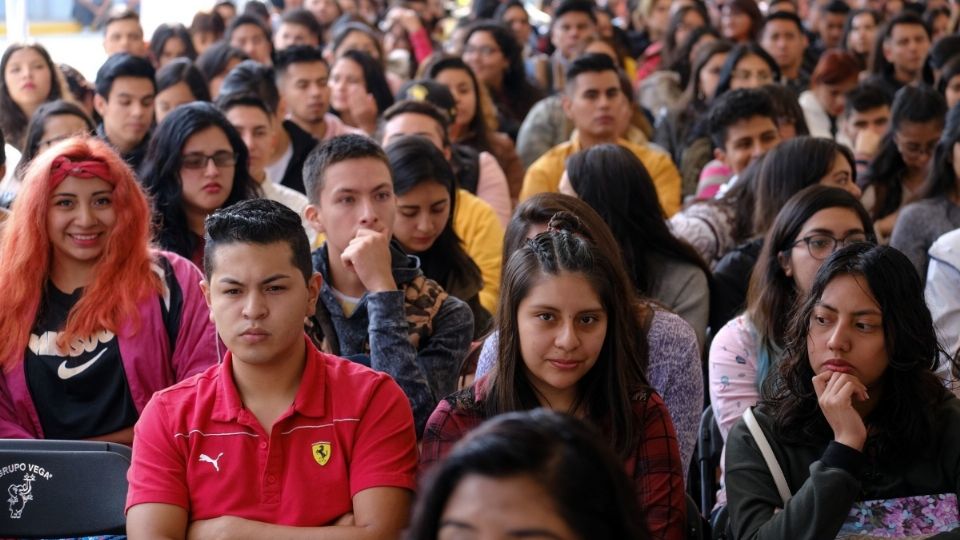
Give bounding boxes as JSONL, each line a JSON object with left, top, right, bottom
{"left": 725, "top": 243, "right": 960, "bottom": 540}
{"left": 0, "top": 137, "right": 218, "bottom": 442}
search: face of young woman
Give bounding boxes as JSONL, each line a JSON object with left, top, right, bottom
{"left": 819, "top": 151, "right": 861, "bottom": 198}
{"left": 781, "top": 207, "right": 868, "bottom": 294}
{"left": 329, "top": 58, "right": 366, "bottom": 113}
{"left": 807, "top": 273, "right": 888, "bottom": 389}
{"left": 894, "top": 119, "right": 942, "bottom": 174}
{"left": 462, "top": 31, "right": 509, "bottom": 89}
{"left": 438, "top": 474, "right": 580, "bottom": 540}
{"left": 47, "top": 176, "right": 117, "bottom": 270}
{"left": 946, "top": 75, "right": 960, "bottom": 110}
{"left": 813, "top": 78, "right": 859, "bottom": 118}
{"left": 698, "top": 52, "right": 729, "bottom": 101}
{"left": 720, "top": 5, "right": 752, "bottom": 42}
{"left": 847, "top": 12, "right": 877, "bottom": 55}
{"left": 4, "top": 48, "right": 53, "bottom": 111}
{"left": 393, "top": 181, "right": 451, "bottom": 254}
{"left": 435, "top": 68, "right": 477, "bottom": 130}
{"left": 729, "top": 54, "right": 774, "bottom": 90}
{"left": 178, "top": 126, "right": 236, "bottom": 218}
{"left": 39, "top": 114, "right": 90, "bottom": 152}
{"left": 335, "top": 31, "right": 381, "bottom": 61}
{"left": 155, "top": 82, "right": 196, "bottom": 124}
{"left": 517, "top": 272, "right": 607, "bottom": 409}
{"left": 159, "top": 36, "right": 187, "bottom": 68}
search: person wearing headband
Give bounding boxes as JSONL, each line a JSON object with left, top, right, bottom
{"left": 0, "top": 136, "right": 218, "bottom": 442}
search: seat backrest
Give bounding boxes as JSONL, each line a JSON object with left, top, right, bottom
{"left": 697, "top": 407, "right": 724, "bottom": 514}
{"left": 0, "top": 439, "right": 130, "bottom": 538}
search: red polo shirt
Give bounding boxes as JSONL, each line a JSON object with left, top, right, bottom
{"left": 126, "top": 336, "right": 418, "bottom": 525}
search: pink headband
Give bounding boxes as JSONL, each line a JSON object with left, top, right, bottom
{"left": 49, "top": 155, "right": 112, "bottom": 186}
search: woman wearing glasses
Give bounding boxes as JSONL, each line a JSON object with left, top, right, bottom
{"left": 140, "top": 102, "right": 257, "bottom": 267}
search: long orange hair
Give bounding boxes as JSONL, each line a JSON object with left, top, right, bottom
{"left": 0, "top": 137, "right": 160, "bottom": 367}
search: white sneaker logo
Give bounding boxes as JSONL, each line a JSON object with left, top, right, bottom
{"left": 199, "top": 453, "right": 224, "bottom": 472}
{"left": 56, "top": 348, "right": 108, "bottom": 380}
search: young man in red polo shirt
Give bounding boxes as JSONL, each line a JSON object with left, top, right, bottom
{"left": 125, "top": 199, "right": 418, "bottom": 538}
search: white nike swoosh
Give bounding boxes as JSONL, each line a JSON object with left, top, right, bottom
{"left": 57, "top": 348, "right": 108, "bottom": 380}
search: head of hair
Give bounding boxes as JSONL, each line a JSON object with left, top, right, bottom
{"left": 423, "top": 55, "right": 495, "bottom": 151}
{"left": 493, "top": 0, "right": 526, "bottom": 22}
{"left": 762, "top": 11, "right": 804, "bottom": 37}
{"left": 553, "top": 0, "right": 597, "bottom": 23}
{"left": 503, "top": 193, "right": 618, "bottom": 264}
{"left": 767, "top": 243, "right": 948, "bottom": 463}
{"left": 195, "top": 42, "right": 250, "bottom": 83}
{"left": 822, "top": 0, "right": 851, "bottom": 15}
{"left": 865, "top": 84, "right": 946, "bottom": 220}
{"left": 929, "top": 34, "right": 960, "bottom": 70}
{"left": 707, "top": 87, "right": 776, "bottom": 150}
{"left": 0, "top": 137, "right": 159, "bottom": 365}
{"left": 406, "top": 409, "right": 645, "bottom": 540}
{"left": 395, "top": 79, "right": 457, "bottom": 124}
{"left": 464, "top": 22, "right": 530, "bottom": 95}
{"left": 190, "top": 10, "right": 226, "bottom": 39}
{"left": 0, "top": 43, "right": 68, "bottom": 149}
{"left": 920, "top": 102, "right": 960, "bottom": 200}
{"left": 686, "top": 38, "right": 735, "bottom": 106}
{"left": 279, "top": 9, "right": 324, "bottom": 45}
{"left": 331, "top": 22, "right": 386, "bottom": 65}
{"left": 381, "top": 99, "right": 451, "bottom": 147}
{"left": 871, "top": 12, "right": 931, "bottom": 78}
{"left": 156, "top": 58, "right": 211, "bottom": 102}
{"left": 150, "top": 23, "right": 198, "bottom": 63}
{"left": 841, "top": 9, "right": 880, "bottom": 64}
{"left": 489, "top": 210, "right": 649, "bottom": 458}
{"left": 565, "top": 144, "right": 709, "bottom": 293}
{"left": 811, "top": 49, "right": 861, "bottom": 87}
{"left": 104, "top": 8, "right": 140, "bottom": 32}
{"left": 938, "top": 55, "right": 960, "bottom": 95}
{"left": 226, "top": 13, "right": 273, "bottom": 45}
{"left": 746, "top": 185, "right": 874, "bottom": 383}
{"left": 218, "top": 60, "right": 280, "bottom": 114}
{"left": 333, "top": 50, "right": 394, "bottom": 116}
{"left": 663, "top": 4, "right": 709, "bottom": 62}
{"left": 386, "top": 136, "right": 481, "bottom": 286}
{"left": 565, "top": 52, "right": 620, "bottom": 94}
{"left": 724, "top": 0, "right": 764, "bottom": 41}
{"left": 302, "top": 133, "right": 391, "bottom": 203}
{"left": 761, "top": 83, "right": 810, "bottom": 136}
{"left": 94, "top": 52, "right": 156, "bottom": 98}
{"left": 17, "top": 100, "right": 96, "bottom": 175}
{"left": 714, "top": 42, "right": 780, "bottom": 97}
{"left": 274, "top": 44, "right": 328, "bottom": 79}
{"left": 668, "top": 25, "right": 723, "bottom": 91}
{"left": 203, "top": 198, "right": 312, "bottom": 282}
{"left": 241, "top": 0, "right": 271, "bottom": 22}
{"left": 139, "top": 102, "right": 256, "bottom": 257}
{"left": 843, "top": 81, "right": 891, "bottom": 116}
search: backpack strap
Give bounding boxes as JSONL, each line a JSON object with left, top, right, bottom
{"left": 742, "top": 407, "right": 792, "bottom": 506}
{"left": 153, "top": 254, "right": 183, "bottom": 352}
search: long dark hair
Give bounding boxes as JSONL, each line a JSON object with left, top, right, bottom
{"left": 663, "top": 4, "right": 709, "bottom": 68}
{"left": 0, "top": 43, "right": 67, "bottom": 151}
{"left": 670, "top": 26, "right": 723, "bottom": 94}
{"left": 150, "top": 23, "right": 198, "bottom": 64}
{"left": 139, "top": 102, "right": 257, "bottom": 258}
{"left": 333, "top": 50, "right": 394, "bottom": 117}
{"left": 919, "top": 102, "right": 960, "bottom": 201}
{"left": 423, "top": 55, "right": 493, "bottom": 154}
{"left": 408, "top": 409, "right": 647, "bottom": 540}
{"left": 841, "top": 9, "right": 880, "bottom": 69}
{"left": 15, "top": 99, "right": 96, "bottom": 179}
{"left": 714, "top": 42, "right": 780, "bottom": 97}
{"left": 488, "top": 211, "right": 651, "bottom": 458}
{"left": 764, "top": 243, "right": 950, "bottom": 465}
{"left": 385, "top": 136, "right": 484, "bottom": 300}
{"left": 746, "top": 186, "right": 875, "bottom": 385}
{"left": 863, "top": 85, "right": 946, "bottom": 221}
{"left": 156, "top": 58, "right": 211, "bottom": 102}
{"left": 463, "top": 21, "right": 543, "bottom": 120}
{"left": 566, "top": 144, "right": 710, "bottom": 294}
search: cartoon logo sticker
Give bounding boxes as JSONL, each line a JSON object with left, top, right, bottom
{"left": 312, "top": 442, "right": 332, "bottom": 466}
{"left": 7, "top": 473, "right": 35, "bottom": 519}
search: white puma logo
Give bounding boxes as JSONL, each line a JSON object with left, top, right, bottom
{"left": 57, "top": 348, "right": 108, "bottom": 380}
{"left": 199, "top": 453, "right": 224, "bottom": 472}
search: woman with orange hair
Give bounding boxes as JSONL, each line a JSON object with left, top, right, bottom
{"left": 0, "top": 137, "right": 219, "bottom": 442}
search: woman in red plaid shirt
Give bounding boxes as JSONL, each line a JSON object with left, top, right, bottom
{"left": 420, "top": 211, "right": 686, "bottom": 540}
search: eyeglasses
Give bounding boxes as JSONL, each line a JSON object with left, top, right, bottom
{"left": 894, "top": 134, "right": 938, "bottom": 159}
{"left": 789, "top": 233, "right": 870, "bottom": 260}
{"left": 181, "top": 151, "right": 237, "bottom": 170}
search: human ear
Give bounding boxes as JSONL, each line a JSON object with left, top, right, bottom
{"left": 94, "top": 94, "right": 108, "bottom": 117}
{"left": 778, "top": 251, "right": 793, "bottom": 277}
{"left": 305, "top": 272, "right": 323, "bottom": 317}
{"left": 199, "top": 279, "right": 215, "bottom": 324}
{"left": 304, "top": 203, "right": 325, "bottom": 235}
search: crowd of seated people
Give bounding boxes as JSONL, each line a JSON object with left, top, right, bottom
{"left": 2, "top": 0, "right": 960, "bottom": 537}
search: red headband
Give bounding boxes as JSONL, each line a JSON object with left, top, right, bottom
{"left": 49, "top": 155, "right": 112, "bottom": 186}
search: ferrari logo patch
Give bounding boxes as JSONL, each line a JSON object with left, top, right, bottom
{"left": 312, "top": 442, "right": 331, "bottom": 466}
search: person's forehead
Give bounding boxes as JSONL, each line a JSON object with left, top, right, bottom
{"left": 322, "top": 158, "right": 392, "bottom": 191}
{"left": 287, "top": 61, "right": 328, "bottom": 78}
{"left": 556, "top": 11, "right": 594, "bottom": 25}
{"left": 107, "top": 19, "right": 142, "bottom": 34}
{"left": 728, "top": 116, "right": 777, "bottom": 138}
{"left": 226, "top": 104, "right": 271, "bottom": 126}
{"left": 387, "top": 112, "right": 443, "bottom": 134}
{"left": 109, "top": 77, "right": 155, "bottom": 97}
{"left": 573, "top": 70, "right": 620, "bottom": 89}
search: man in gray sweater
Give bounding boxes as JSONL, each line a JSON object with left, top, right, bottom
{"left": 303, "top": 135, "right": 474, "bottom": 437}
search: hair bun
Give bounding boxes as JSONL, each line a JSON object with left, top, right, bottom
{"left": 546, "top": 211, "right": 582, "bottom": 235}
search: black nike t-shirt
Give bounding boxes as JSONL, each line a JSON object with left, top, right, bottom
{"left": 23, "top": 283, "right": 138, "bottom": 439}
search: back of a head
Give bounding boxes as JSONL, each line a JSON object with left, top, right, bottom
{"left": 844, "top": 81, "right": 891, "bottom": 116}
{"left": 218, "top": 60, "right": 279, "bottom": 114}
{"left": 95, "top": 52, "right": 156, "bottom": 98}
{"left": 395, "top": 80, "right": 457, "bottom": 125}
{"left": 811, "top": 50, "right": 861, "bottom": 87}
{"left": 203, "top": 198, "right": 312, "bottom": 282}
{"left": 708, "top": 88, "right": 776, "bottom": 149}
{"left": 407, "top": 409, "right": 645, "bottom": 540}
{"left": 196, "top": 42, "right": 250, "bottom": 82}
{"left": 929, "top": 35, "right": 960, "bottom": 70}
{"left": 890, "top": 84, "right": 946, "bottom": 130}
{"left": 302, "top": 133, "right": 390, "bottom": 204}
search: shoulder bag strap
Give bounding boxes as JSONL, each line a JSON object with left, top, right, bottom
{"left": 742, "top": 407, "right": 792, "bottom": 506}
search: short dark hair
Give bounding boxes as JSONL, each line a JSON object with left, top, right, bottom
{"left": 274, "top": 44, "right": 328, "bottom": 77}
{"left": 762, "top": 11, "right": 804, "bottom": 35}
{"left": 204, "top": 199, "right": 313, "bottom": 283}
{"left": 565, "top": 53, "right": 619, "bottom": 91}
{"left": 279, "top": 8, "right": 323, "bottom": 42}
{"left": 708, "top": 88, "right": 777, "bottom": 149}
{"left": 844, "top": 82, "right": 892, "bottom": 117}
{"left": 190, "top": 10, "right": 225, "bottom": 37}
{"left": 196, "top": 42, "right": 249, "bottom": 83}
{"left": 95, "top": 52, "right": 156, "bottom": 98}
{"left": 822, "top": 0, "right": 851, "bottom": 15}
{"left": 930, "top": 34, "right": 960, "bottom": 70}
{"left": 104, "top": 8, "right": 140, "bottom": 32}
{"left": 156, "top": 58, "right": 211, "bottom": 102}
{"left": 218, "top": 60, "right": 280, "bottom": 115}
{"left": 553, "top": 0, "right": 597, "bottom": 23}
{"left": 215, "top": 92, "right": 273, "bottom": 119}
{"left": 302, "top": 134, "right": 391, "bottom": 203}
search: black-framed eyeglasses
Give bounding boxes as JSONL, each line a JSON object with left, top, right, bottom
{"left": 181, "top": 151, "right": 237, "bottom": 170}
{"left": 789, "top": 233, "right": 870, "bottom": 260}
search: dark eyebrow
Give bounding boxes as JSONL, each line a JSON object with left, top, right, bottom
{"left": 438, "top": 521, "right": 567, "bottom": 539}
{"left": 218, "top": 274, "right": 292, "bottom": 285}
{"left": 816, "top": 302, "right": 882, "bottom": 317}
